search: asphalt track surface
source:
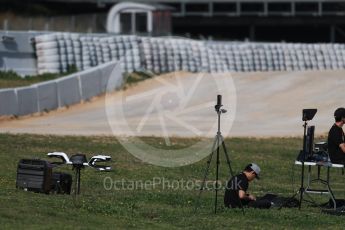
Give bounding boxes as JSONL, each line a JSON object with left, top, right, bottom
{"left": 0, "top": 70, "right": 344, "bottom": 138}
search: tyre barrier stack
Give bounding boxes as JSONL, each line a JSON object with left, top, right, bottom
{"left": 0, "top": 61, "right": 122, "bottom": 116}
{"left": 104, "top": 35, "right": 141, "bottom": 73}
{"left": 34, "top": 32, "right": 345, "bottom": 75}
{"left": 35, "top": 34, "right": 60, "bottom": 74}
{"left": 3, "top": 31, "right": 345, "bottom": 117}
{"left": 36, "top": 33, "right": 142, "bottom": 74}
{"left": 207, "top": 42, "right": 345, "bottom": 72}
{"left": 137, "top": 37, "right": 229, "bottom": 73}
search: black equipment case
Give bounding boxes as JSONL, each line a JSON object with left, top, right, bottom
{"left": 16, "top": 159, "right": 53, "bottom": 194}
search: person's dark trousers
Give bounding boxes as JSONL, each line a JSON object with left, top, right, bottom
{"left": 332, "top": 159, "right": 345, "bottom": 165}
{"left": 248, "top": 199, "right": 272, "bottom": 209}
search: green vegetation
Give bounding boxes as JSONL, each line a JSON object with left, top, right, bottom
{"left": 0, "top": 134, "right": 344, "bottom": 229}
{"left": 123, "top": 71, "right": 156, "bottom": 89}
{"left": 0, "top": 68, "right": 152, "bottom": 90}
{"left": 0, "top": 66, "right": 77, "bottom": 89}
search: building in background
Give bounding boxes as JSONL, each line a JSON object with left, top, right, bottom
{"left": 106, "top": 2, "right": 172, "bottom": 35}
{"left": 1, "top": 0, "right": 345, "bottom": 42}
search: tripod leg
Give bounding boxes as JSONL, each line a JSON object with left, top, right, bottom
{"left": 194, "top": 136, "right": 217, "bottom": 213}
{"left": 278, "top": 190, "right": 300, "bottom": 210}
{"left": 74, "top": 169, "right": 78, "bottom": 196}
{"left": 220, "top": 135, "right": 234, "bottom": 177}
{"left": 77, "top": 169, "right": 81, "bottom": 195}
{"left": 298, "top": 188, "right": 304, "bottom": 210}
{"left": 298, "top": 163, "right": 305, "bottom": 210}
{"left": 327, "top": 185, "right": 337, "bottom": 210}
{"left": 279, "top": 162, "right": 305, "bottom": 210}
{"left": 220, "top": 135, "right": 245, "bottom": 215}
{"left": 215, "top": 135, "right": 220, "bottom": 214}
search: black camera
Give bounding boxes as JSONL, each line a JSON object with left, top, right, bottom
{"left": 215, "top": 95, "right": 222, "bottom": 112}
{"left": 215, "top": 95, "right": 227, "bottom": 113}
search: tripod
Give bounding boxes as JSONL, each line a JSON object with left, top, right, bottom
{"left": 195, "top": 98, "right": 243, "bottom": 214}
{"left": 69, "top": 154, "right": 88, "bottom": 196}
{"left": 73, "top": 165, "right": 83, "bottom": 196}
{"left": 279, "top": 109, "right": 317, "bottom": 210}
{"left": 295, "top": 120, "right": 309, "bottom": 209}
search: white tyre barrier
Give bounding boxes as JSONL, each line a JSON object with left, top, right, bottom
{"left": 37, "top": 68, "right": 60, "bottom": 74}
{"left": 37, "top": 62, "right": 60, "bottom": 69}
{"left": 36, "top": 48, "right": 59, "bottom": 56}
{"left": 33, "top": 33, "right": 345, "bottom": 75}
{"left": 35, "top": 34, "right": 57, "bottom": 43}
{"left": 36, "top": 41, "right": 58, "bottom": 50}
{"left": 37, "top": 55, "right": 60, "bottom": 63}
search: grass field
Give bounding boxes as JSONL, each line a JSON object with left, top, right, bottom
{"left": 0, "top": 134, "right": 344, "bottom": 229}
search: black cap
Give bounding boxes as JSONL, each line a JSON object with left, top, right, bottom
{"left": 334, "top": 107, "right": 345, "bottom": 119}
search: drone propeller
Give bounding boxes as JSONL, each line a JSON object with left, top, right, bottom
{"left": 47, "top": 152, "right": 72, "bottom": 165}
{"left": 88, "top": 155, "right": 112, "bottom": 171}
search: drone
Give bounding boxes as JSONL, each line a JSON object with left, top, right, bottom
{"left": 47, "top": 152, "right": 111, "bottom": 171}
{"left": 47, "top": 152, "right": 112, "bottom": 195}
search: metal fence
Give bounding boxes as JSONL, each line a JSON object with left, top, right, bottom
{"left": 0, "top": 60, "right": 122, "bottom": 116}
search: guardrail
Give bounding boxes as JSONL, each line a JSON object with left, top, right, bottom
{"left": 0, "top": 60, "right": 122, "bottom": 116}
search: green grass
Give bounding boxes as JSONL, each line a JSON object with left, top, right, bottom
{"left": 0, "top": 66, "right": 77, "bottom": 89}
{"left": 0, "top": 134, "right": 344, "bottom": 229}
{"left": 0, "top": 69, "right": 153, "bottom": 90}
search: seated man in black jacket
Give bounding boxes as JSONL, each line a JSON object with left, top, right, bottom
{"left": 328, "top": 107, "right": 345, "bottom": 164}
{"left": 224, "top": 163, "right": 271, "bottom": 209}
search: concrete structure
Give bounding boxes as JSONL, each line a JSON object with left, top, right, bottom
{"left": 36, "top": 81, "right": 59, "bottom": 112}
{"left": 0, "top": 89, "right": 18, "bottom": 116}
{"left": 0, "top": 31, "right": 44, "bottom": 76}
{"left": 106, "top": 2, "right": 173, "bottom": 35}
{"left": 16, "top": 86, "right": 39, "bottom": 116}
{"left": 56, "top": 74, "right": 82, "bottom": 107}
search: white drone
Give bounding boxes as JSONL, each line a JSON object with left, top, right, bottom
{"left": 47, "top": 152, "right": 112, "bottom": 171}
{"left": 47, "top": 152, "right": 112, "bottom": 195}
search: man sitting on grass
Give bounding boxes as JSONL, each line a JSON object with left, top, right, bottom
{"left": 224, "top": 163, "right": 271, "bottom": 209}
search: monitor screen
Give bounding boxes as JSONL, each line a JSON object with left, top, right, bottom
{"left": 305, "top": 125, "right": 315, "bottom": 159}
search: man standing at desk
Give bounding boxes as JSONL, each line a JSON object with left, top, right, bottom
{"left": 328, "top": 107, "right": 345, "bottom": 164}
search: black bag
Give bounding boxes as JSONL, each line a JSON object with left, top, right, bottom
{"left": 328, "top": 199, "right": 345, "bottom": 209}
{"left": 257, "top": 193, "right": 299, "bottom": 208}
{"left": 51, "top": 172, "right": 72, "bottom": 194}
{"left": 16, "top": 159, "right": 53, "bottom": 194}
{"left": 272, "top": 196, "right": 299, "bottom": 208}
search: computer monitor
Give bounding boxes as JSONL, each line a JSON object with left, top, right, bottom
{"left": 302, "top": 109, "right": 317, "bottom": 121}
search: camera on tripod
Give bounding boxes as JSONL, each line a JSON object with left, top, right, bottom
{"left": 214, "top": 95, "right": 227, "bottom": 114}
{"left": 195, "top": 94, "right": 236, "bottom": 214}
